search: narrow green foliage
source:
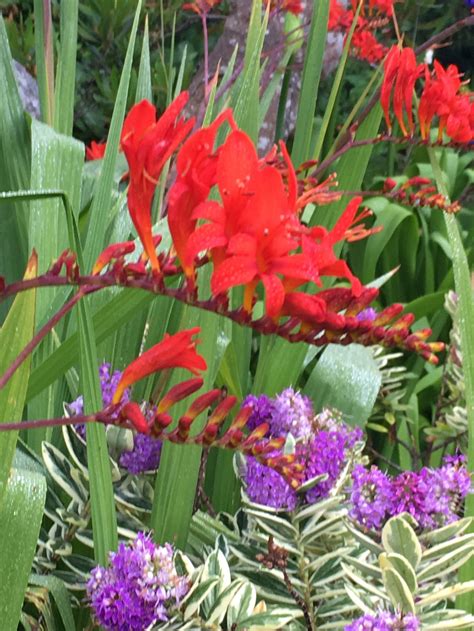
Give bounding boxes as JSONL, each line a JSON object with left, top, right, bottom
{"left": 0, "top": 18, "right": 31, "bottom": 319}
{"left": 83, "top": 0, "right": 142, "bottom": 272}
{"left": 151, "top": 285, "right": 231, "bottom": 547}
{"left": 292, "top": 0, "right": 330, "bottom": 166}
{"left": 136, "top": 15, "right": 152, "bottom": 103}
{"left": 53, "top": 0, "right": 79, "bottom": 135}
{"left": 34, "top": 0, "right": 55, "bottom": 125}
{"left": 429, "top": 150, "right": 474, "bottom": 611}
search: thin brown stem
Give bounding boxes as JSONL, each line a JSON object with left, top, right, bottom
{"left": 0, "top": 413, "right": 109, "bottom": 432}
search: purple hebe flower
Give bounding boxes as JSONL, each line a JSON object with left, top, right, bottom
{"left": 349, "top": 465, "right": 394, "bottom": 530}
{"left": 69, "top": 363, "right": 129, "bottom": 438}
{"left": 345, "top": 611, "right": 420, "bottom": 631}
{"left": 350, "top": 456, "right": 471, "bottom": 531}
{"left": 119, "top": 433, "right": 162, "bottom": 474}
{"left": 270, "top": 387, "right": 314, "bottom": 439}
{"left": 243, "top": 396, "right": 362, "bottom": 510}
{"left": 244, "top": 455, "right": 298, "bottom": 510}
{"left": 391, "top": 471, "right": 427, "bottom": 525}
{"left": 87, "top": 532, "right": 189, "bottom": 631}
{"left": 304, "top": 424, "right": 363, "bottom": 503}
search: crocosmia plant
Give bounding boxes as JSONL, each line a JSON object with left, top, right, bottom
{"left": 0, "top": 0, "right": 473, "bottom": 629}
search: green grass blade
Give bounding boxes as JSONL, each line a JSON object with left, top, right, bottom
{"left": 29, "top": 575, "right": 74, "bottom": 630}
{"left": 136, "top": 15, "right": 152, "bottom": 102}
{"left": 53, "top": 0, "right": 79, "bottom": 135}
{"left": 33, "top": 0, "right": 55, "bottom": 124}
{"left": 0, "top": 468, "right": 46, "bottom": 631}
{"left": 151, "top": 272, "right": 231, "bottom": 547}
{"left": 0, "top": 255, "right": 37, "bottom": 505}
{"left": 312, "top": 4, "right": 360, "bottom": 161}
{"left": 291, "top": 0, "right": 330, "bottom": 166}
{"left": 428, "top": 150, "right": 474, "bottom": 611}
{"left": 83, "top": 0, "right": 142, "bottom": 272}
{"left": 0, "top": 18, "right": 31, "bottom": 320}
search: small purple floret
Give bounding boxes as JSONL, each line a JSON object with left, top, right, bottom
{"left": 87, "top": 532, "right": 189, "bottom": 631}
{"left": 345, "top": 611, "right": 420, "bottom": 631}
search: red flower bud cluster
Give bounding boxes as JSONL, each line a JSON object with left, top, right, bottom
{"left": 383, "top": 176, "right": 461, "bottom": 214}
{"left": 328, "top": 0, "right": 398, "bottom": 63}
{"left": 182, "top": 0, "right": 221, "bottom": 15}
{"left": 382, "top": 46, "right": 474, "bottom": 144}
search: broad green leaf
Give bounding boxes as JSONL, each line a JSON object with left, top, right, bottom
{"left": 27, "top": 121, "right": 83, "bottom": 452}
{"left": 379, "top": 553, "right": 417, "bottom": 593}
{"left": 227, "top": 582, "right": 257, "bottom": 628}
{"left": 304, "top": 343, "right": 381, "bottom": 427}
{"left": 382, "top": 516, "right": 422, "bottom": 570}
{"left": 381, "top": 566, "right": 416, "bottom": 614}
{"left": 0, "top": 253, "right": 37, "bottom": 505}
{"left": 292, "top": 0, "right": 330, "bottom": 166}
{"left": 29, "top": 574, "right": 74, "bottom": 630}
{"left": 236, "top": 608, "right": 299, "bottom": 629}
{"left": 0, "top": 468, "right": 46, "bottom": 631}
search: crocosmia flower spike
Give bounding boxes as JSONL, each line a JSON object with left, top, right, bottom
{"left": 121, "top": 94, "right": 195, "bottom": 273}
{"left": 112, "top": 328, "right": 206, "bottom": 403}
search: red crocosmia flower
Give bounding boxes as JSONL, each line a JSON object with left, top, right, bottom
{"left": 418, "top": 62, "right": 474, "bottom": 143}
{"left": 381, "top": 46, "right": 424, "bottom": 135}
{"left": 186, "top": 130, "right": 314, "bottom": 316}
{"left": 167, "top": 110, "right": 236, "bottom": 278}
{"left": 264, "top": 0, "right": 303, "bottom": 14}
{"left": 183, "top": 0, "right": 221, "bottom": 15}
{"left": 351, "top": 30, "right": 387, "bottom": 64}
{"left": 302, "top": 197, "right": 366, "bottom": 296}
{"left": 121, "top": 94, "right": 195, "bottom": 273}
{"left": 112, "top": 328, "right": 206, "bottom": 404}
{"left": 281, "top": 292, "right": 346, "bottom": 331}
{"left": 86, "top": 141, "right": 107, "bottom": 161}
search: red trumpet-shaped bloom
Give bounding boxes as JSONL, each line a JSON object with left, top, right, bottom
{"left": 85, "top": 140, "right": 107, "bottom": 161}
{"left": 381, "top": 46, "right": 424, "bottom": 136}
{"left": 419, "top": 62, "right": 474, "bottom": 143}
{"left": 301, "top": 197, "right": 366, "bottom": 296}
{"left": 112, "top": 328, "right": 206, "bottom": 404}
{"left": 121, "top": 94, "right": 195, "bottom": 273}
{"left": 186, "top": 130, "right": 314, "bottom": 316}
{"left": 183, "top": 0, "right": 221, "bottom": 15}
{"left": 168, "top": 109, "right": 236, "bottom": 278}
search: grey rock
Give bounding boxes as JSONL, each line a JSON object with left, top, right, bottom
{"left": 12, "top": 59, "right": 40, "bottom": 119}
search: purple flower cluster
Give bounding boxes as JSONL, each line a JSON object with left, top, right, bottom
{"left": 345, "top": 611, "right": 420, "bottom": 631}
{"left": 69, "top": 362, "right": 162, "bottom": 474}
{"left": 87, "top": 532, "right": 189, "bottom": 631}
{"left": 242, "top": 389, "right": 363, "bottom": 510}
{"left": 350, "top": 456, "right": 471, "bottom": 531}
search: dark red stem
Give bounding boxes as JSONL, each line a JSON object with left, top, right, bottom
{"left": 0, "top": 289, "right": 93, "bottom": 392}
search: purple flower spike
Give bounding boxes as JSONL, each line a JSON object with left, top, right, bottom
{"left": 271, "top": 387, "right": 314, "bottom": 439}
{"left": 119, "top": 434, "right": 162, "bottom": 474}
{"left": 70, "top": 362, "right": 130, "bottom": 438}
{"left": 244, "top": 456, "right": 298, "bottom": 510}
{"left": 349, "top": 465, "right": 393, "bottom": 530}
{"left": 242, "top": 394, "right": 275, "bottom": 432}
{"left": 345, "top": 611, "right": 420, "bottom": 631}
{"left": 87, "top": 532, "right": 189, "bottom": 631}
